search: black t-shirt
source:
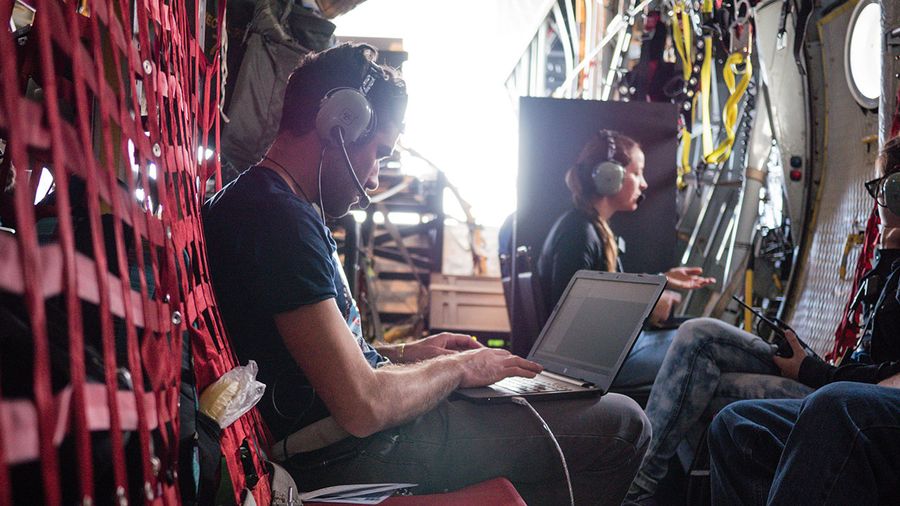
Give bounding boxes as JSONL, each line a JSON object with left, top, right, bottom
{"left": 537, "top": 208, "right": 613, "bottom": 310}
{"left": 202, "top": 167, "right": 387, "bottom": 441}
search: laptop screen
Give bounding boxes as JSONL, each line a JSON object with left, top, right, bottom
{"left": 531, "top": 274, "right": 663, "bottom": 380}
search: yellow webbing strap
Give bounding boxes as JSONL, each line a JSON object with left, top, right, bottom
{"left": 700, "top": 35, "right": 714, "bottom": 157}
{"left": 702, "top": 0, "right": 714, "bottom": 15}
{"left": 673, "top": 1, "right": 695, "bottom": 189}
{"left": 705, "top": 49, "right": 753, "bottom": 164}
{"left": 678, "top": 127, "right": 692, "bottom": 189}
{"left": 672, "top": 3, "right": 694, "bottom": 80}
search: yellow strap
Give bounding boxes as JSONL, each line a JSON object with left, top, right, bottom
{"left": 678, "top": 128, "right": 692, "bottom": 189}
{"left": 839, "top": 232, "right": 865, "bottom": 280}
{"left": 700, "top": 36, "right": 714, "bottom": 157}
{"left": 674, "top": 1, "right": 696, "bottom": 189}
{"left": 702, "top": 0, "right": 714, "bottom": 15}
{"left": 704, "top": 50, "right": 753, "bottom": 164}
{"left": 672, "top": 7, "right": 689, "bottom": 79}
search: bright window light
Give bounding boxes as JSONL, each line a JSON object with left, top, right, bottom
{"left": 335, "top": 0, "right": 554, "bottom": 226}
{"left": 846, "top": 1, "right": 881, "bottom": 109}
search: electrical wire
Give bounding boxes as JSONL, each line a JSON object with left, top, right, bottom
{"left": 316, "top": 144, "right": 327, "bottom": 225}
{"left": 510, "top": 396, "right": 574, "bottom": 506}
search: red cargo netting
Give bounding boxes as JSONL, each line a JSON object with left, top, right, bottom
{"left": 0, "top": 0, "right": 270, "bottom": 504}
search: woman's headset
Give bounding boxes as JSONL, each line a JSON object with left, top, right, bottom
{"left": 590, "top": 131, "right": 626, "bottom": 197}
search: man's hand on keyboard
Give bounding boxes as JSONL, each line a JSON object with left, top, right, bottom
{"left": 454, "top": 348, "right": 543, "bottom": 388}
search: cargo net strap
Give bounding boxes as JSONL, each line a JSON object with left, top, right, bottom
{"left": 0, "top": 1, "right": 269, "bottom": 504}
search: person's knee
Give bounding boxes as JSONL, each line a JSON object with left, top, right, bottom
{"left": 800, "top": 382, "right": 874, "bottom": 424}
{"left": 709, "top": 402, "right": 742, "bottom": 452}
{"left": 670, "top": 317, "right": 722, "bottom": 354}
{"left": 608, "top": 393, "right": 652, "bottom": 451}
{"left": 708, "top": 400, "right": 765, "bottom": 453}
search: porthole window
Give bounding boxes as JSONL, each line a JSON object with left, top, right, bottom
{"left": 845, "top": 0, "right": 882, "bottom": 110}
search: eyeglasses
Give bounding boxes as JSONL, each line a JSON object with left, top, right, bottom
{"left": 865, "top": 176, "right": 889, "bottom": 207}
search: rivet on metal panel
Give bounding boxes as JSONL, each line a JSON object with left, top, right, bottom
{"left": 143, "top": 60, "right": 153, "bottom": 74}
{"left": 152, "top": 143, "right": 162, "bottom": 157}
{"left": 172, "top": 311, "right": 183, "bottom": 325}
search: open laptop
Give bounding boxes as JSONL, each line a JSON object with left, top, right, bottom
{"left": 455, "top": 270, "right": 666, "bottom": 403}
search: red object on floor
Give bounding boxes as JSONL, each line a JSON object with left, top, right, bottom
{"left": 305, "top": 478, "right": 526, "bottom": 506}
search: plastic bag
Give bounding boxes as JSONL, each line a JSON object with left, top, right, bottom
{"left": 199, "top": 361, "right": 267, "bottom": 429}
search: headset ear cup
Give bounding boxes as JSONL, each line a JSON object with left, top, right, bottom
{"left": 592, "top": 161, "right": 626, "bottom": 196}
{"left": 885, "top": 172, "right": 900, "bottom": 216}
{"left": 316, "top": 88, "right": 374, "bottom": 144}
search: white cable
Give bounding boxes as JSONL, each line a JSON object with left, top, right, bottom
{"left": 510, "top": 396, "right": 574, "bottom": 506}
{"left": 316, "top": 144, "right": 327, "bottom": 225}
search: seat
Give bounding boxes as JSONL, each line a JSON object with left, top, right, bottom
{"left": 500, "top": 247, "right": 549, "bottom": 358}
{"left": 305, "top": 477, "right": 526, "bottom": 506}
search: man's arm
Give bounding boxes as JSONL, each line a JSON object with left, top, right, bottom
{"left": 774, "top": 330, "right": 900, "bottom": 387}
{"left": 275, "top": 299, "right": 542, "bottom": 438}
{"left": 878, "top": 371, "right": 900, "bottom": 388}
{"left": 377, "top": 332, "right": 483, "bottom": 363}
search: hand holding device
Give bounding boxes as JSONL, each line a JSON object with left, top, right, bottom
{"left": 731, "top": 296, "right": 813, "bottom": 359}
{"left": 772, "top": 330, "right": 808, "bottom": 380}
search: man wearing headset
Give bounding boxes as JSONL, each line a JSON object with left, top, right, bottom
{"left": 706, "top": 138, "right": 900, "bottom": 506}
{"left": 202, "top": 43, "right": 650, "bottom": 505}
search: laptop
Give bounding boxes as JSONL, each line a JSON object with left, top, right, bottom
{"left": 454, "top": 270, "right": 666, "bottom": 403}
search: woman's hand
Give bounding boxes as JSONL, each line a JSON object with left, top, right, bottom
{"left": 665, "top": 266, "right": 716, "bottom": 290}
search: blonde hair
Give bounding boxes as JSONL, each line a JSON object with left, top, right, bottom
{"left": 565, "top": 167, "right": 618, "bottom": 271}
{"left": 565, "top": 130, "right": 641, "bottom": 271}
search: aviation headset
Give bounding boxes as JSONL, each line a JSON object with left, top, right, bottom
{"left": 588, "top": 131, "right": 627, "bottom": 197}
{"left": 313, "top": 61, "right": 387, "bottom": 209}
{"left": 885, "top": 172, "right": 900, "bottom": 216}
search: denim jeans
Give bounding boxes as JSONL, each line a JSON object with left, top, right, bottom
{"left": 613, "top": 328, "right": 676, "bottom": 389}
{"left": 284, "top": 393, "right": 650, "bottom": 506}
{"left": 628, "top": 318, "right": 812, "bottom": 496}
{"left": 709, "top": 382, "right": 900, "bottom": 505}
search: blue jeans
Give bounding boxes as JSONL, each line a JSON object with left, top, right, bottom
{"left": 709, "top": 382, "right": 900, "bottom": 505}
{"left": 612, "top": 328, "right": 676, "bottom": 388}
{"left": 629, "top": 318, "right": 812, "bottom": 496}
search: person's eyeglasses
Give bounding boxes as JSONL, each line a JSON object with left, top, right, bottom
{"left": 865, "top": 176, "right": 888, "bottom": 207}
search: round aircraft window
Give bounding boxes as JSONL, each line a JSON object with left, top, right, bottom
{"left": 845, "top": 0, "right": 882, "bottom": 109}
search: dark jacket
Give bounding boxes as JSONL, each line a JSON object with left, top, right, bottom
{"left": 798, "top": 249, "right": 900, "bottom": 387}
{"left": 538, "top": 209, "right": 618, "bottom": 311}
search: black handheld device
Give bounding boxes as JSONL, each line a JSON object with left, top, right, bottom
{"left": 731, "top": 296, "right": 814, "bottom": 358}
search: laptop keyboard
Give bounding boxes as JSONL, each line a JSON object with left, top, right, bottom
{"left": 495, "top": 375, "right": 573, "bottom": 394}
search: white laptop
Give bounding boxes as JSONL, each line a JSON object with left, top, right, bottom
{"left": 454, "top": 270, "right": 666, "bottom": 403}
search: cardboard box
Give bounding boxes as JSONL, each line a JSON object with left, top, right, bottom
{"left": 428, "top": 274, "right": 510, "bottom": 333}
